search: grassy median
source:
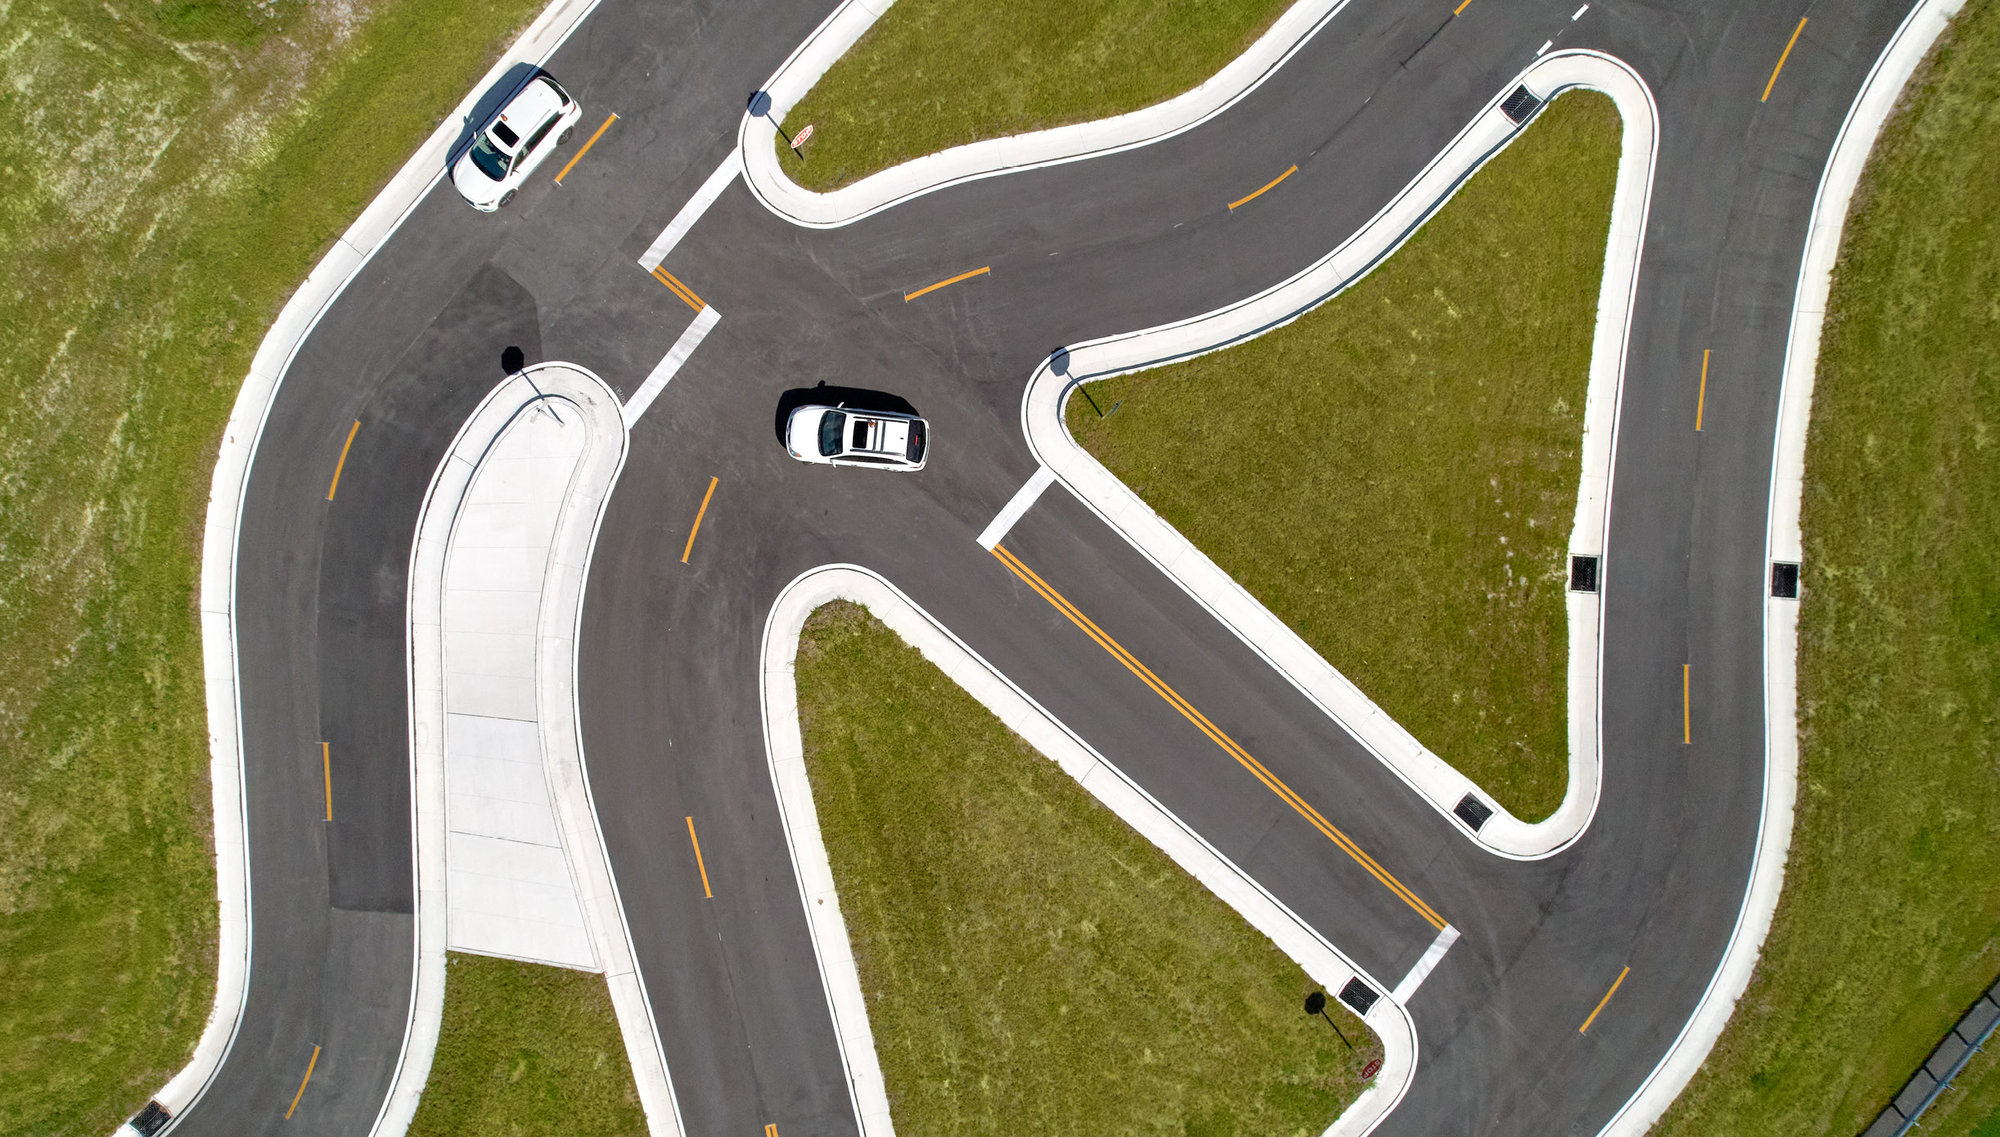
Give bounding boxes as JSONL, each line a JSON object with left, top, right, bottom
{"left": 408, "top": 953, "right": 646, "bottom": 1137}
{"left": 1067, "top": 92, "right": 1620, "bottom": 821}
{"left": 0, "top": 0, "right": 544, "bottom": 1130}
{"left": 776, "top": 0, "right": 1296, "bottom": 191}
{"left": 796, "top": 601, "right": 1379, "bottom": 1135}
{"left": 1654, "top": 5, "right": 2000, "bottom": 1134}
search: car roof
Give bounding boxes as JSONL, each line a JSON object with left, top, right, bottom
{"left": 490, "top": 77, "right": 564, "bottom": 148}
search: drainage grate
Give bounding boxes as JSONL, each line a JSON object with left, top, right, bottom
{"left": 130, "top": 1101, "right": 171, "bottom": 1137}
{"left": 1771, "top": 562, "right": 1800, "bottom": 599}
{"left": 1340, "top": 977, "right": 1381, "bottom": 1016}
{"left": 1570, "top": 554, "right": 1600, "bottom": 593}
{"left": 1454, "top": 792, "right": 1495, "bottom": 831}
{"left": 1501, "top": 85, "right": 1542, "bottom": 123}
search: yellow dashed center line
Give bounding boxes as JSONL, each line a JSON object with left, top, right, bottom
{"left": 1228, "top": 164, "right": 1298, "bottom": 211}
{"left": 1696, "top": 348, "right": 1710, "bottom": 431}
{"left": 285, "top": 1044, "right": 320, "bottom": 1119}
{"left": 554, "top": 112, "right": 618, "bottom": 185}
{"left": 903, "top": 265, "right": 990, "bottom": 302}
{"left": 1579, "top": 966, "right": 1630, "bottom": 1033}
{"left": 990, "top": 544, "right": 1447, "bottom": 931}
{"left": 321, "top": 741, "right": 332, "bottom": 822}
{"left": 686, "top": 816, "right": 713, "bottom": 899}
{"left": 1762, "top": 17, "right": 1808, "bottom": 103}
{"left": 326, "top": 420, "right": 360, "bottom": 501}
{"left": 681, "top": 476, "right": 718, "bottom": 564}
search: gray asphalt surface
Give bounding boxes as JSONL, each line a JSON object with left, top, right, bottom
{"left": 166, "top": 0, "right": 1920, "bottom": 1132}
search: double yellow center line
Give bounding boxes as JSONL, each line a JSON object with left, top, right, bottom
{"left": 990, "top": 544, "right": 1446, "bottom": 931}
{"left": 652, "top": 266, "right": 707, "bottom": 312}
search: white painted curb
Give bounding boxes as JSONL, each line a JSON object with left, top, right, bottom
{"left": 759, "top": 565, "right": 1418, "bottom": 1137}
{"left": 391, "top": 365, "right": 683, "bottom": 1137}
{"left": 165, "top": 0, "right": 606, "bottom": 1130}
{"left": 1022, "top": 51, "right": 1658, "bottom": 860}
{"left": 1595, "top": 0, "right": 1965, "bottom": 1131}
{"left": 740, "top": 0, "right": 1356, "bottom": 227}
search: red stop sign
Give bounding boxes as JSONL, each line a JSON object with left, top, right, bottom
{"left": 1361, "top": 1058, "right": 1383, "bottom": 1079}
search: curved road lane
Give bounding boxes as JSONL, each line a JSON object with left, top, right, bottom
{"left": 177, "top": 0, "right": 1917, "bottom": 1132}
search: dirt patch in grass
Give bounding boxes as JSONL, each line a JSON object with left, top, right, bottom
{"left": 407, "top": 953, "right": 645, "bottom": 1137}
{"left": 0, "top": 0, "right": 545, "bottom": 1129}
{"left": 1066, "top": 92, "right": 1621, "bottom": 821}
{"left": 775, "top": 0, "right": 1296, "bottom": 191}
{"left": 1653, "top": 6, "right": 2000, "bottom": 1134}
{"left": 795, "top": 600, "right": 1380, "bottom": 1135}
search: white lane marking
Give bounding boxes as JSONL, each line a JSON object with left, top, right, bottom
{"left": 1535, "top": 38, "right": 1554, "bottom": 56}
{"left": 623, "top": 306, "right": 720, "bottom": 426}
{"left": 638, "top": 148, "right": 743, "bottom": 272}
{"left": 1392, "top": 923, "right": 1461, "bottom": 1003}
{"left": 1572, "top": 3, "right": 1589, "bottom": 19}
{"left": 976, "top": 466, "right": 1057, "bottom": 549}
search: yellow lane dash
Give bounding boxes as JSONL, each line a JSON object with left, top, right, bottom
{"left": 326, "top": 420, "right": 360, "bottom": 501}
{"left": 686, "top": 816, "right": 713, "bottom": 899}
{"left": 321, "top": 742, "right": 332, "bottom": 822}
{"left": 1696, "top": 349, "right": 1710, "bottom": 431}
{"left": 651, "top": 266, "right": 707, "bottom": 312}
{"left": 765, "top": 1126, "right": 780, "bottom": 1137}
{"left": 1761, "top": 17, "right": 1808, "bottom": 103}
{"left": 1228, "top": 164, "right": 1298, "bottom": 211}
{"left": 1682, "top": 664, "right": 1692, "bottom": 744}
{"left": 681, "top": 476, "right": 718, "bottom": 564}
{"left": 990, "top": 544, "right": 1447, "bottom": 931}
{"left": 904, "top": 265, "right": 990, "bottom": 302}
{"left": 555, "top": 112, "right": 619, "bottom": 185}
{"left": 285, "top": 1044, "right": 320, "bottom": 1119}
{"left": 1453, "top": 0, "right": 1475, "bottom": 12}
{"left": 1580, "top": 966, "right": 1630, "bottom": 1033}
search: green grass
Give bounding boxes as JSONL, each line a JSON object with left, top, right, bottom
{"left": 1903, "top": 1024, "right": 2000, "bottom": 1137}
{"left": 0, "top": 0, "right": 545, "bottom": 1130}
{"left": 1652, "top": 4, "right": 2000, "bottom": 1134}
{"left": 795, "top": 601, "right": 1380, "bottom": 1135}
{"left": 776, "top": 0, "right": 1295, "bottom": 191}
{"left": 407, "top": 953, "right": 646, "bottom": 1137}
{"left": 1067, "top": 92, "right": 1621, "bottom": 821}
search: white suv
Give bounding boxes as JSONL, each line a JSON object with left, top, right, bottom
{"left": 450, "top": 73, "right": 583, "bottom": 211}
{"left": 785, "top": 405, "right": 929, "bottom": 471}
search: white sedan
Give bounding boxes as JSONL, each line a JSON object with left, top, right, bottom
{"left": 785, "top": 405, "right": 929, "bottom": 471}
{"left": 450, "top": 73, "right": 583, "bottom": 211}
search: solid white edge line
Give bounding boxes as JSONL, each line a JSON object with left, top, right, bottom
{"left": 169, "top": 0, "right": 616, "bottom": 1131}
{"left": 1391, "top": 924, "right": 1460, "bottom": 1004}
{"left": 975, "top": 466, "right": 1056, "bottom": 549}
{"left": 1018, "top": 51, "right": 1655, "bottom": 862}
{"left": 623, "top": 305, "right": 721, "bottom": 427}
{"left": 1594, "top": 0, "right": 1965, "bottom": 1132}
{"left": 758, "top": 565, "right": 1421, "bottom": 1137}
{"left": 637, "top": 150, "right": 744, "bottom": 272}
{"left": 739, "top": 0, "right": 1357, "bottom": 228}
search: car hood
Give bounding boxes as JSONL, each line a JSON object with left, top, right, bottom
{"left": 786, "top": 406, "right": 829, "bottom": 456}
{"left": 450, "top": 151, "right": 506, "bottom": 210}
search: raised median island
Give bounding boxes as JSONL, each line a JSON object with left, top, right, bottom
{"left": 776, "top": 0, "right": 1296, "bottom": 191}
{"left": 1067, "top": 91, "right": 1621, "bottom": 822}
{"left": 796, "top": 600, "right": 1379, "bottom": 1131}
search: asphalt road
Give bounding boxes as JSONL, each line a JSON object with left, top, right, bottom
{"left": 170, "top": 0, "right": 1920, "bottom": 1132}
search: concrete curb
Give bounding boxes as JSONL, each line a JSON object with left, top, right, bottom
{"left": 759, "top": 565, "right": 1420, "bottom": 1137}
{"left": 1020, "top": 51, "right": 1658, "bottom": 860}
{"left": 1595, "top": 0, "right": 1965, "bottom": 1131}
{"left": 165, "top": 0, "right": 607, "bottom": 1131}
{"left": 395, "top": 365, "right": 683, "bottom": 1137}
{"left": 739, "top": 0, "right": 1355, "bottom": 228}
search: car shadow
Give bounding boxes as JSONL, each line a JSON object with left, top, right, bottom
{"left": 774, "top": 383, "right": 919, "bottom": 446}
{"left": 447, "top": 63, "right": 543, "bottom": 169}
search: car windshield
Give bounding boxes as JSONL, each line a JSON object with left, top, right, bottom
{"left": 468, "top": 134, "right": 510, "bottom": 180}
{"left": 817, "top": 411, "right": 846, "bottom": 457}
